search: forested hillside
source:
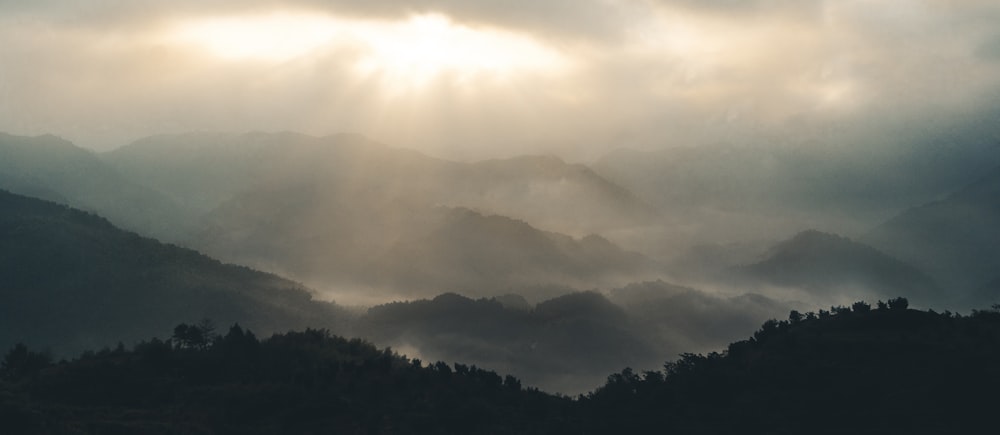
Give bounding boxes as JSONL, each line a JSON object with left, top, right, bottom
{"left": 4, "top": 302, "right": 999, "bottom": 434}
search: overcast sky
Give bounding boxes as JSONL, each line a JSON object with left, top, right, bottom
{"left": 1, "top": 0, "right": 999, "bottom": 160}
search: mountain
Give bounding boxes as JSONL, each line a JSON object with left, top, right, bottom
{"left": 0, "top": 190, "right": 348, "bottom": 355}
{"left": 102, "top": 132, "right": 658, "bottom": 236}
{"left": 0, "top": 133, "right": 189, "bottom": 241}
{"left": 355, "top": 283, "right": 790, "bottom": 394}
{"left": 592, "top": 140, "right": 1000, "bottom": 260}
{"left": 581, "top": 303, "right": 1000, "bottom": 434}
{"left": 606, "top": 280, "right": 793, "bottom": 353}
{"left": 1, "top": 328, "right": 573, "bottom": 435}
{"left": 98, "top": 132, "right": 663, "bottom": 299}
{"left": 865, "top": 166, "right": 1000, "bottom": 302}
{"left": 358, "top": 291, "right": 657, "bottom": 395}
{"left": 736, "top": 230, "right": 940, "bottom": 304}
{"left": 374, "top": 208, "right": 662, "bottom": 297}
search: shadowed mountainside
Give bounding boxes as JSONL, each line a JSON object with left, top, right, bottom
{"left": 359, "top": 291, "right": 657, "bottom": 395}
{"left": 0, "top": 133, "right": 189, "bottom": 241}
{"left": 1, "top": 131, "right": 665, "bottom": 301}
{"left": 356, "top": 285, "right": 788, "bottom": 394}
{"left": 581, "top": 303, "right": 1000, "bottom": 434}
{"left": 0, "top": 190, "right": 349, "bottom": 356}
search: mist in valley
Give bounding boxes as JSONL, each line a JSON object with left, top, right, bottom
{"left": 3, "top": 0, "right": 1000, "bottom": 398}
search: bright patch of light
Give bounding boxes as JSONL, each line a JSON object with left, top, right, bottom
{"left": 165, "top": 12, "right": 569, "bottom": 91}
{"left": 352, "top": 14, "right": 568, "bottom": 89}
{"left": 168, "top": 13, "right": 340, "bottom": 62}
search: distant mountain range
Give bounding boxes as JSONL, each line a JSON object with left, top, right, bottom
{"left": 1, "top": 132, "right": 664, "bottom": 299}
{"left": 102, "top": 132, "right": 658, "bottom": 236}
{"left": 865, "top": 165, "right": 1000, "bottom": 302}
{"left": 0, "top": 189, "right": 775, "bottom": 393}
{"left": 356, "top": 283, "right": 790, "bottom": 394}
{"left": 735, "top": 230, "right": 940, "bottom": 305}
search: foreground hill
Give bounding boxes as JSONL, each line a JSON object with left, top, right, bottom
{"left": 736, "top": 230, "right": 940, "bottom": 304}
{"left": 0, "top": 328, "right": 574, "bottom": 435}
{"left": 4, "top": 302, "right": 999, "bottom": 434}
{"left": 0, "top": 190, "right": 348, "bottom": 355}
{"left": 865, "top": 165, "right": 1000, "bottom": 303}
{"left": 581, "top": 302, "right": 1000, "bottom": 433}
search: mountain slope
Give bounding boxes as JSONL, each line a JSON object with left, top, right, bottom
{"left": 865, "top": 166, "right": 1000, "bottom": 301}
{"left": 375, "top": 208, "right": 662, "bottom": 297}
{"left": 0, "top": 133, "right": 188, "bottom": 240}
{"left": 0, "top": 190, "right": 348, "bottom": 355}
{"left": 737, "top": 230, "right": 939, "bottom": 304}
{"left": 98, "top": 132, "right": 663, "bottom": 299}
{"left": 359, "top": 291, "right": 657, "bottom": 394}
{"left": 582, "top": 304, "right": 1000, "bottom": 434}
{"left": 0, "top": 328, "right": 572, "bottom": 435}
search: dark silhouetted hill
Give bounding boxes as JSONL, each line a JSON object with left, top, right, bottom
{"left": 0, "top": 327, "right": 572, "bottom": 435}
{"left": 737, "top": 230, "right": 939, "bottom": 303}
{"left": 581, "top": 302, "right": 1000, "bottom": 434}
{"left": 0, "top": 190, "right": 348, "bottom": 356}
{"left": 5, "top": 301, "right": 1000, "bottom": 434}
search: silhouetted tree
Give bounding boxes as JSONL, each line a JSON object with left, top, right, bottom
{"left": 789, "top": 310, "right": 804, "bottom": 323}
{"left": 173, "top": 321, "right": 216, "bottom": 350}
{"left": 888, "top": 297, "right": 909, "bottom": 311}
{"left": 852, "top": 301, "right": 871, "bottom": 313}
{"left": 1, "top": 343, "right": 51, "bottom": 380}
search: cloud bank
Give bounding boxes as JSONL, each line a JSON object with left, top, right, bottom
{"left": 1, "top": 0, "right": 999, "bottom": 160}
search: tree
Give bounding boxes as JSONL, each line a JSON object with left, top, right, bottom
{"left": 888, "top": 297, "right": 909, "bottom": 311}
{"left": 852, "top": 301, "right": 871, "bottom": 313}
{"left": 172, "top": 321, "right": 216, "bottom": 350}
{"left": 789, "top": 310, "right": 804, "bottom": 323}
{"left": 2, "top": 343, "right": 51, "bottom": 380}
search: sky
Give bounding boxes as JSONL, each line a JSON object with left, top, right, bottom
{"left": 1, "top": 0, "right": 1000, "bottom": 160}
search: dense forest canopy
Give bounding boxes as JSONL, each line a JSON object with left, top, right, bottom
{"left": 4, "top": 301, "right": 1000, "bottom": 434}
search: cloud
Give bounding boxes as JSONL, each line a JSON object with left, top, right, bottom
{"left": 1, "top": 0, "right": 999, "bottom": 160}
